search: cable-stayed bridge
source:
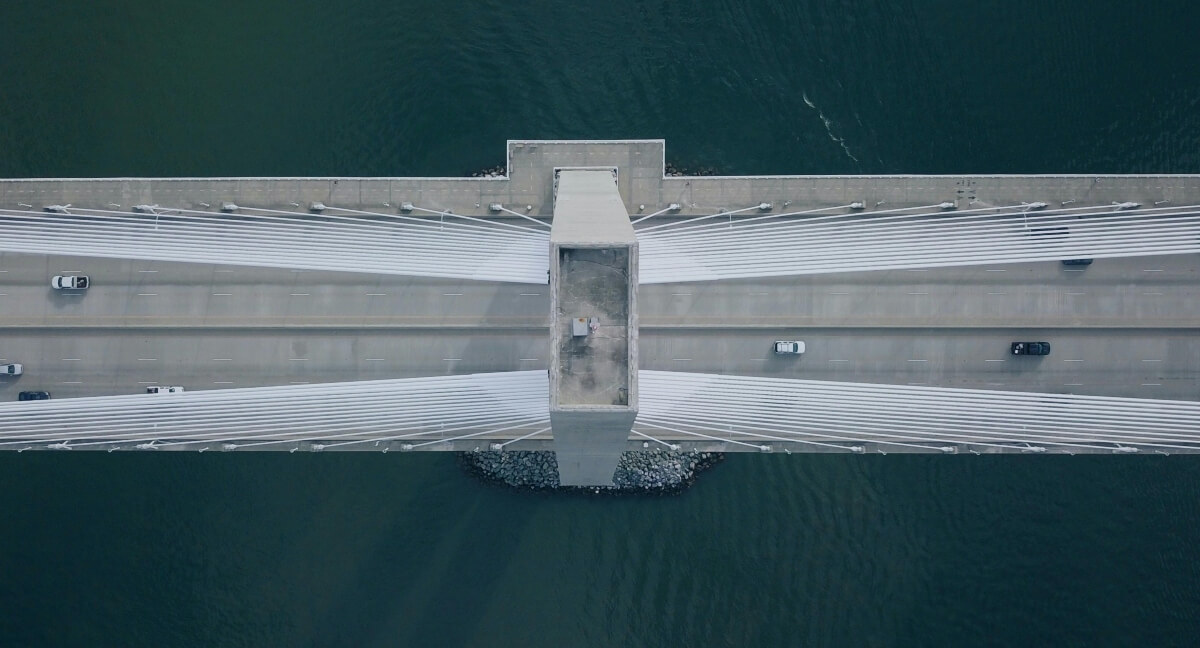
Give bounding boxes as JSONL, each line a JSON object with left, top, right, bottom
{"left": 1, "top": 140, "right": 1198, "bottom": 484}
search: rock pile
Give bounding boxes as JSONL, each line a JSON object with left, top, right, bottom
{"left": 460, "top": 449, "right": 723, "bottom": 495}
{"left": 471, "top": 165, "right": 506, "bottom": 178}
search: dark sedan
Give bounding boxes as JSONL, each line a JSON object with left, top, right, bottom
{"left": 18, "top": 391, "right": 51, "bottom": 401}
{"left": 1011, "top": 342, "right": 1051, "bottom": 356}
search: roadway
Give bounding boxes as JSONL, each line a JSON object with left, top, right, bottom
{"left": 0, "top": 250, "right": 1197, "bottom": 401}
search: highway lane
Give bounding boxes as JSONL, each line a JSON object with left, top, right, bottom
{"left": 0, "top": 329, "right": 549, "bottom": 398}
{"left": 640, "top": 253, "right": 1199, "bottom": 327}
{"left": 639, "top": 328, "right": 1200, "bottom": 400}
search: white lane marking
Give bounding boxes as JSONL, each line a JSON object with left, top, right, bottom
{"left": 1063, "top": 269, "right": 1086, "bottom": 273}
{"left": 442, "top": 293, "right": 463, "bottom": 296}
{"left": 365, "top": 358, "right": 386, "bottom": 361}
{"left": 987, "top": 292, "right": 1007, "bottom": 295}
{"left": 828, "top": 359, "right": 849, "bottom": 363}
{"left": 1141, "top": 359, "right": 1162, "bottom": 362}
{"left": 1142, "top": 292, "right": 1164, "bottom": 296}
{"left": 905, "top": 269, "right": 928, "bottom": 272}
{"left": 443, "top": 358, "right": 462, "bottom": 361}
{"left": 289, "top": 381, "right": 309, "bottom": 384}
{"left": 519, "top": 358, "right": 540, "bottom": 361}
{"left": 750, "top": 292, "right": 770, "bottom": 296}
{"left": 289, "top": 293, "right": 310, "bottom": 296}
{"left": 60, "top": 381, "right": 82, "bottom": 384}
{"left": 907, "top": 292, "right": 929, "bottom": 295}
{"left": 366, "top": 293, "right": 387, "bottom": 296}
{"left": 1064, "top": 383, "right": 1083, "bottom": 386}
{"left": 985, "top": 359, "right": 1006, "bottom": 362}
{"left": 0, "top": 270, "right": 6, "bottom": 272}
{"left": 212, "top": 358, "right": 232, "bottom": 361}
{"left": 828, "top": 291, "right": 849, "bottom": 295}
{"left": 1142, "top": 383, "right": 1162, "bottom": 386}
{"left": 1063, "top": 359, "right": 1084, "bottom": 363}
{"left": 211, "top": 293, "right": 232, "bottom": 296}
{"left": 906, "top": 359, "right": 928, "bottom": 362}
{"left": 985, "top": 269, "right": 1007, "bottom": 272}
{"left": 136, "top": 293, "right": 157, "bottom": 296}
{"left": 672, "top": 358, "right": 692, "bottom": 361}
{"left": 291, "top": 269, "right": 307, "bottom": 273}
{"left": 137, "top": 381, "right": 156, "bottom": 384}
{"left": 62, "top": 358, "right": 81, "bottom": 361}
{"left": 61, "top": 270, "right": 82, "bottom": 273}
{"left": 0, "top": 294, "right": 7, "bottom": 296}
{"left": 136, "top": 358, "right": 157, "bottom": 362}
{"left": 213, "top": 381, "right": 235, "bottom": 384}
{"left": 987, "top": 382, "right": 1006, "bottom": 386}
{"left": 138, "top": 270, "right": 158, "bottom": 273}
{"left": 289, "top": 358, "right": 308, "bottom": 361}
{"left": 519, "top": 293, "right": 541, "bottom": 296}
{"left": 907, "top": 382, "right": 927, "bottom": 385}
{"left": 671, "top": 292, "right": 692, "bottom": 296}
{"left": 1142, "top": 269, "right": 1164, "bottom": 272}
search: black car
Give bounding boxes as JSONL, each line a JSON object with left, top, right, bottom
{"left": 1011, "top": 342, "right": 1051, "bottom": 356}
{"left": 1062, "top": 258, "right": 1093, "bottom": 266}
{"left": 18, "top": 390, "right": 51, "bottom": 401}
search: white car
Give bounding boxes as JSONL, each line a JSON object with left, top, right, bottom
{"left": 146, "top": 385, "right": 185, "bottom": 394}
{"left": 52, "top": 275, "right": 90, "bottom": 289}
{"left": 773, "top": 341, "right": 805, "bottom": 355}
{"left": 0, "top": 363, "right": 22, "bottom": 375}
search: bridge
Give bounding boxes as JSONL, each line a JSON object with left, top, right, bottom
{"left": 1, "top": 140, "right": 1199, "bottom": 484}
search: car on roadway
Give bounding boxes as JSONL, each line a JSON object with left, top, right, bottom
{"left": 19, "top": 391, "right": 51, "bottom": 401}
{"left": 0, "top": 363, "right": 22, "bottom": 375}
{"left": 146, "top": 385, "right": 185, "bottom": 394}
{"left": 1061, "top": 258, "right": 1093, "bottom": 266}
{"left": 774, "top": 341, "right": 806, "bottom": 355}
{"left": 51, "top": 275, "right": 90, "bottom": 289}
{"left": 1011, "top": 342, "right": 1051, "bottom": 356}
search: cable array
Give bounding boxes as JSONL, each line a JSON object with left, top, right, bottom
{"left": 0, "top": 205, "right": 549, "bottom": 284}
{"left": 637, "top": 203, "right": 1200, "bottom": 283}
{"left": 0, "top": 371, "right": 549, "bottom": 451}
{"left": 637, "top": 371, "right": 1200, "bottom": 453}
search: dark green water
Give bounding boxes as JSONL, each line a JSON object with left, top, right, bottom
{"left": 2, "top": 1, "right": 1200, "bottom": 646}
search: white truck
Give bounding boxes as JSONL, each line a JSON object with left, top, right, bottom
{"left": 52, "top": 275, "right": 90, "bottom": 290}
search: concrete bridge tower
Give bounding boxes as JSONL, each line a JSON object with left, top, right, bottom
{"left": 549, "top": 169, "right": 639, "bottom": 486}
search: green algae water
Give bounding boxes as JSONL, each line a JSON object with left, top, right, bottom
{"left": 2, "top": 1, "right": 1200, "bottom": 646}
